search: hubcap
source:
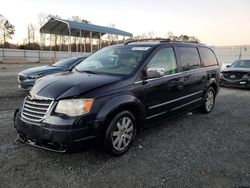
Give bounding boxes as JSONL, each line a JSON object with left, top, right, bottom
{"left": 205, "top": 90, "right": 214, "bottom": 111}
{"left": 112, "top": 116, "right": 134, "bottom": 151}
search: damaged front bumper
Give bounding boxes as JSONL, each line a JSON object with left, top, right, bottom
{"left": 14, "top": 110, "right": 101, "bottom": 152}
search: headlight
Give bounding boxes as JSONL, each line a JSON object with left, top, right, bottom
{"left": 55, "top": 99, "right": 94, "bottom": 116}
{"left": 220, "top": 73, "right": 224, "bottom": 79}
{"left": 36, "top": 74, "right": 44, "bottom": 78}
{"left": 242, "top": 74, "right": 250, "bottom": 81}
{"left": 27, "top": 74, "right": 43, "bottom": 80}
{"left": 28, "top": 75, "right": 37, "bottom": 80}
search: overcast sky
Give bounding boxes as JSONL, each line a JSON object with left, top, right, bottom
{"left": 1, "top": 0, "right": 250, "bottom": 45}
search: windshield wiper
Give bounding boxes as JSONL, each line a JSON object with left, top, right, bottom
{"left": 81, "top": 70, "right": 101, "bottom": 74}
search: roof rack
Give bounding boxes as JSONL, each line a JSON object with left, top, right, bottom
{"left": 124, "top": 38, "right": 200, "bottom": 45}
{"left": 124, "top": 38, "right": 171, "bottom": 45}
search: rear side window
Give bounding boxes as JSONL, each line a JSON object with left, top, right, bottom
{"left": 147, "top": 47, "right": 177, "bottom": 75}
{"left": 177, "top": 47, "right": 201, "bottom": 71}
{"left": 199, "top": 47, "right": 218, "bottom": 67}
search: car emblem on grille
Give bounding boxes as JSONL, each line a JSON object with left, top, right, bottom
{"left": 230, "top": 75, "right": 236, "bottom": 79}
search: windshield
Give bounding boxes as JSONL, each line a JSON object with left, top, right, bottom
{"left": 231, "top": 60, "right": 250, "bottom": 68}
{"left": 52, "top": 57, "right": 80, "bottom": 67}
{"left": 75, "top": 45, "right": 151, "bottom": 75}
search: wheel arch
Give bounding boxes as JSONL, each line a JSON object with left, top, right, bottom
{"left": 206, "top": 78, "right": 219, "bottom": 95}
{"left": 96, "top": 95, "right": 146, "bottom": 133}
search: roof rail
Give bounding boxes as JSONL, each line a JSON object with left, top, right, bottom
{"left": 124, "top": 38, "right": 200, "bottom": 45}
{"left": 124, "top": 38, "right": 171, "bottom": 45}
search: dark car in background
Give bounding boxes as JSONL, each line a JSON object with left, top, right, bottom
{"left": 18, "top": 56, "right": 87, "bottom": 90}
{"left": 220, "top": 59, "right": 250, "bottom": 88}
{"left": 14, "top": 40, "right": 220, "bottom": 156}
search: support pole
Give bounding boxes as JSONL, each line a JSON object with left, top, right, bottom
{"left": 68, "top": 28, "right": 71, "bottom": 52}
{"left": 108, "top": 34, "right": 111, "bottom": 46}
{"left": 40, "top": 33, "right": 43, "bottom": 50}
{"left": 84, "top": 37, "right": 86, "bottom": 52}
{"left": 49, "top": 34, "right": 52, "bottom": 51}
{"left": 76, "top": 36, "right": 78, "bottom": 53}
{"left": 80, "top": 30, "right": 82, "bottom": 52}
{"left": 59, "top": 36, "right": 62, "bottom": 51}
{"left": 116, "top": 35, "right": 118, "bottom": 44}
{"left": 90, "top": 32, "right": 93, "bottom": 53}
{"left": 99, "top": 33, "right": 102, "bottom": 49}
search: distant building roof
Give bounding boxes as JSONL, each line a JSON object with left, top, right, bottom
{"left": 40, "top": 18, "right": 133, "bottom": 38}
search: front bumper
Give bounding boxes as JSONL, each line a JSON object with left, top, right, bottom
{"left": 18, "top": 83, "right": 33, "bottom": 91}
{"left": 220, "top": 78, "right": 250, "bottom": 89}
{"left": 14, "top": 110, "right": 102, "bottom": 152}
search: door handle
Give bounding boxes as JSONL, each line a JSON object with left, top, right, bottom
{"left": 184, "top": 74, "right": 191, "bottom": 80}
{"left": 173, "top": 80, "right": 182, "bottom": 85}
{"left": 184, "top": 74, "right": 191, "bottom": 78}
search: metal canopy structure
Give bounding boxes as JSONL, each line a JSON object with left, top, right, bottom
{"left": 40, "top": 18, "right": 133, "bottom": 52}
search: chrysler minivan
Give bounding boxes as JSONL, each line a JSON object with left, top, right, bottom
{"left": 14, "top": 40, "right": 220, "bottom": 156}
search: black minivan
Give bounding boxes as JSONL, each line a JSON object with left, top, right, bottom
{"left": 14, "top": 40, "right": 220, "bottom": 156}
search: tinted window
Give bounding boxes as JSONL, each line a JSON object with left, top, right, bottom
{"left": 200, "top": 47, "right": 218, "bottom": 66}
{"left": 52, "top": 57, "right": 81, "bottom": 67}
{"left": 147, "top": 47, "right": 177, "bottom": 75}
{"left": 177, "top": 47, "right": 201, "bottom": 71}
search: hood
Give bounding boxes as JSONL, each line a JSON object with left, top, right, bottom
{"left": 30, "top": 71, "right": 122, "bottom": 100}
{"left": 19, "top": 66, "right": 63, "bottom": 76}
{"left": 221, "top": 68, "right": 250, "bottom": 73}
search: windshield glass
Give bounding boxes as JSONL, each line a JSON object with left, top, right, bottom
{"left": 52, "top": 57, "right": 80, "bottom": 67}
{"left": 231, "top": 60, "right": 250, "bottom": 68}
{"left": 75, "top": 45, "right": 151, "bottom": 75}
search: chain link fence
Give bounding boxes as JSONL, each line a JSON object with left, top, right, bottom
{"left": 0, "top": 48, "right": 90, "bottom": 64}
{"left": 0, "top": 46, "right": 250, "bottom": 68}
{"left": 212, "top": 45, "right": 250, "bottom": 68}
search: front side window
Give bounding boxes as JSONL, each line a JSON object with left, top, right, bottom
{"left": 177, "top": 47, "right": 201, "bottom": 71}
{"left": 147, "top": 47, "right": 177, "bottom": 75}
{"left": 199, "top": 47, "right": 218, "bottom": 67}
{"left": 75, "top": 45, "right": 151, "bottom": 75}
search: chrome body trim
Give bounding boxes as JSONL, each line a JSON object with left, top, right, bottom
{"left": 149, "top": 91, "right": 203, "bottom": 110}
{"left": 134, "top": 66, "right": 218, "bottom": 85}
{"left": 146, "top": 111, "right": 167, "bottom": 120}
{"left": 170, "top": 98, "right": 202, "bottom": 111}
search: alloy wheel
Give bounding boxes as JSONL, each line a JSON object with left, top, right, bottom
{"left": 112, "top": 116, "right": 134, "bottom": 151}
{"left": 205, "top": 90, "right": 214, "bottom": 112}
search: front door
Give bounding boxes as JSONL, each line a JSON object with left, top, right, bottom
{"left": 144, "top": 47, "right": 184, "bottom": 122}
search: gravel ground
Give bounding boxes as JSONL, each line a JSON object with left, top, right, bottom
{"left": 0, "top": 63, "right": 249, "bottom": 188}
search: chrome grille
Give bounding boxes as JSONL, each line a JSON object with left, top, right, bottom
{"left": 223, "top": 72, "right": 247, "bottom": 81}
{"left": 21, "top": 96, "right": 53, "bottom": 123}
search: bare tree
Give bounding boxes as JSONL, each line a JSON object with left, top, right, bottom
{"left": 27, "top": 24, "right": 36, "bottom": 45}
{"left": 0, "top": 15, "right": 15, "bottom": 47}
{"left": 38, "top": 12, "right": 49, "bottom": 28}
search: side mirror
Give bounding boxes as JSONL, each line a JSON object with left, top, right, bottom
{"left": 226, "top": 65, "right": 231, "bottom": 68}
{"left": 145, "top": 67, "right": 165, "bottom": 79}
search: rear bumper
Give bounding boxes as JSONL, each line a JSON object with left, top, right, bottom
{"left": 14, "top": 110, "right": 102, "bottom": 152}
{"left": 220, "top": 79, "right": 250, "bottom": 89}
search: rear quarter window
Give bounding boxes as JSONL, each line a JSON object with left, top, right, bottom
{"left": 177, "top": 47, "right": 201, "bottom": 71}
{"left": 199, "top": 47, "right": 218, "bottom": 67}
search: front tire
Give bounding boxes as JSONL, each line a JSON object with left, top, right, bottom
{"left": 104, "top": 111, "right": 137, "bottom": 156}
{"left": 199, "top": 87, "right": 216, "bottom": 114}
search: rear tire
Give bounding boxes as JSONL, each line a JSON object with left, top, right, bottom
{"left": 104, "top": 111, "right": 137, "bottom": 156}
{"left": 199, "top": 87, "right": 216, "bottom": 114}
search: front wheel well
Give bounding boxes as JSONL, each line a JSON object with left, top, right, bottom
{"left": 103, "top": 104, "right": 144, "bottom": 133}
{"left": 209, "top": 82, "right": 218, "bottom": 94}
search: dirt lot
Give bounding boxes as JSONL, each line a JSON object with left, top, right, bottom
{"left": 0, "top": 63, "right": 249, "bottom": 188}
